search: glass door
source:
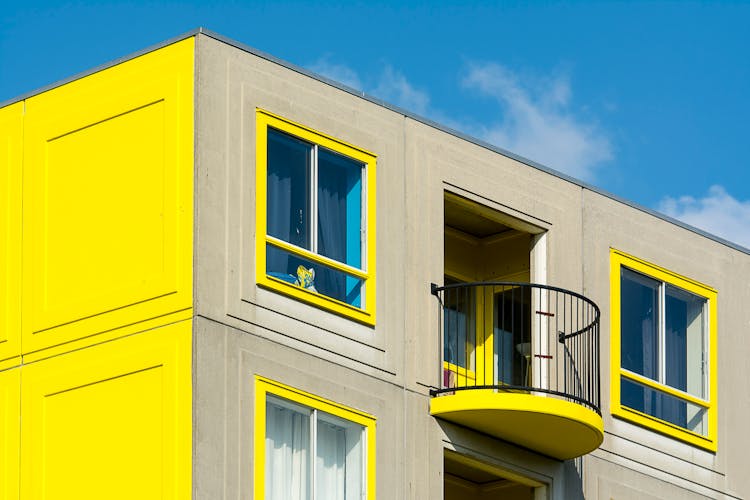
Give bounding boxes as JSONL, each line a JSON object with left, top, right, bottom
{"left": 443, "top": 276, "right": 476, "bottom": 389}
{"left": 489, "top": 285, "right": 531, "bottom": 388}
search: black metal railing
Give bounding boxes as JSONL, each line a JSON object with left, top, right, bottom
{"left": 431, "top": 281, "right": 601, "bottom": 414}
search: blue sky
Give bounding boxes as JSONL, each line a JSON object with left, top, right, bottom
{"left": 2, "top": 1, "right": 749, "bottom": 248}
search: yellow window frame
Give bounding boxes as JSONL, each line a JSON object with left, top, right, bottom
{"left": 255, "top": 110, "right": 377, "bottom": 325}
{"left": 610, "top": 248, "right": 718, "bottom": 451}
{"left": 254, "top": 376, "right": 376, "bottom": 500}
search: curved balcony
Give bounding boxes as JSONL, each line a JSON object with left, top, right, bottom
{"left": 430, "top": 281, "right": 603, "bottom": 460}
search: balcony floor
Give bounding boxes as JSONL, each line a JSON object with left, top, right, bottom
{"left": 430, "top": 391, "right": 603, "bottom": 460}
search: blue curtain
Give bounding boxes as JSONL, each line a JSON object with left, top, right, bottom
{"left": 317, "top": 148, "right": 362, "bottom": 306}
{"left": 267, "top": 129, "right": 311, "bottom": 278}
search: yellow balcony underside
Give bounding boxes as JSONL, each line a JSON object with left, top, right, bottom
{"left": 430, "top": 391, "right": 603, "bottom": 460}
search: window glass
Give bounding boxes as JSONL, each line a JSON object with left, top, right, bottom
{"left": 665, "top": 285, "right": 706, "bottom": 398}
{"left": 267, "top": 129, "right": 312, "bottom": 249}
{"left": 267, "top": 244, "right": 363, "bottom": 307}
{"left": 620, "top": 268, "right": 659, "bottom": 380}
{"left": 317, "top": 147, "right": 362, "bottom": 268}
{"left": 494, "top": 286, "right": 531, "bottom": 386}
{"left": 621, "top": 378, "right": 707, "bottom": 435}
{"left": 266, "top": 398, "right": 312, "bottom": 500}
{"left": 443, "top": 277, "right": 475, "bottom": 371}
{"left": 316, "top": 413, "right": 364, "bottom": 500}
{"left": 265, "top": 393, "right": 366, "bottom": 500}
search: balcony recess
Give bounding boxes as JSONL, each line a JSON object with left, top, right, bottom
{"left": 430, "top": 282, "right": 603, "bottom": 460}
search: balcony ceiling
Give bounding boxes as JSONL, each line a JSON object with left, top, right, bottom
{"left": 444, "top": 197, "right": 513, "bottom": 238}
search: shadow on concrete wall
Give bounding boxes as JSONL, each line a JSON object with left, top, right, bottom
{"left": 564, "top": 456, "right": 585, "bottom": 499}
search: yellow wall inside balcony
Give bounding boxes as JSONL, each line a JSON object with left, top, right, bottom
{"left": 21, "top": 37, "right": 194, "bottom": 356}
{"left": 0, "top": 103, "right": 23, "bottom": 365}
{"left": 20, "top": 320, "right": 191, "bottom": 499}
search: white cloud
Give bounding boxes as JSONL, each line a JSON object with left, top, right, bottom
{"left": 308, "top": 56, "right": 363, "bottom": 90}
{"left": 372, "top": 65, "right": 430, "bottom": 115}
{"left": 307, "top": 59, "right": 430, "bottom": 116}
{"left": 307, "top": 57, "right": 613, "bottom": 182}
{"left": 658, "top": 185, "right": 750, "bottom": 248}
{"left": 462, "top": 63, "right": 612, "bottom": 181}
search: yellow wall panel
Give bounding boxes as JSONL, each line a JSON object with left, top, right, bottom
{"left": 0, "top": 103, "right": 23, "bottom": 364}
{"left": 0, "top": 368, "right": 20, "bottom": 500}
{"left": 21, "top": 320, "right": 192, "bottom": 500}
{"left": 22, "top": 38, "right": 194, "bottom": 355}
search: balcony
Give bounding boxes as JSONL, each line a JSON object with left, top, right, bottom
{"left": 430, "top": 281, "right": 603, "bottom": 460}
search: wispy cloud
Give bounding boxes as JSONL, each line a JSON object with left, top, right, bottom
{"left": 372, "top": 65, "right": 430, "bottom": 115}
{"left": 462, "top": 63, "right": 612, "bottom": 181}
{"left": 309, "top": 55, "right": 363, "bottom": 90}
{"left": 309, "top": 57, "right": 431, "bottom": 116}
{"left": 307, "top": 57, "right": 612, "bottom": 181}
{"left": 658, "top": 185, "right": 750, "bottom": 248}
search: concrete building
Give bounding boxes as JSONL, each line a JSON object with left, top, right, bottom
{"left": 1, "top": 29, "right": 748, "bottom": 499}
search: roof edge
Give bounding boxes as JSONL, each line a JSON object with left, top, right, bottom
{"left": 0, "top": 28, "right": 201, "bottom": 110}
{"left": 197, "top": 29, "right": 750, "bottom": 256}
{"left": 3, "top": 27, "right": 748, "bottom": 257}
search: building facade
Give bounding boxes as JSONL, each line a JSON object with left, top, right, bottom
{"left": 1, "top": 29, "right": 748, "bottom": 499}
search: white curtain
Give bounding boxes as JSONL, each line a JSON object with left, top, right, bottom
{"left": 317, "top": 419, "right": 364, "bottom": 500}
{"left": 266, "top": 402, "right": 310, "bottom": 500}
{"left": 316, "top": 420, "right": 347, "bottom": 500}
{"left": 266, "top": 398, "right": 364, "bottom": 500}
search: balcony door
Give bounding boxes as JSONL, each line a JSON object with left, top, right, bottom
{"left": 443, "top": 192, "right": 543, "bottom": 392}
{"left": 443, "top": 277, "right": 532, "bottom": 390}
{"left": 443, "top": 276, "right": 476, "bottom": 389}
{"left": 491, "top": 285, "right": 531, "bottom": 388}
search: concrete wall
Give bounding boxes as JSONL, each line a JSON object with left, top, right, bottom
{"left": 193, "top": 32, "right": 750, "bottom": 499}
{"left": 193, "top": 33, "right": 423, "bottom": 499}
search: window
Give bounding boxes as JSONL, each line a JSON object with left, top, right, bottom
{"left": 254, "top": 376, "right": 376, "bottom": 500}
{"left": 256, "top": 110, "right": 376, "bottom": 325}
{"left": 610, "top": 249, "right": 717, "bottom": 451}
